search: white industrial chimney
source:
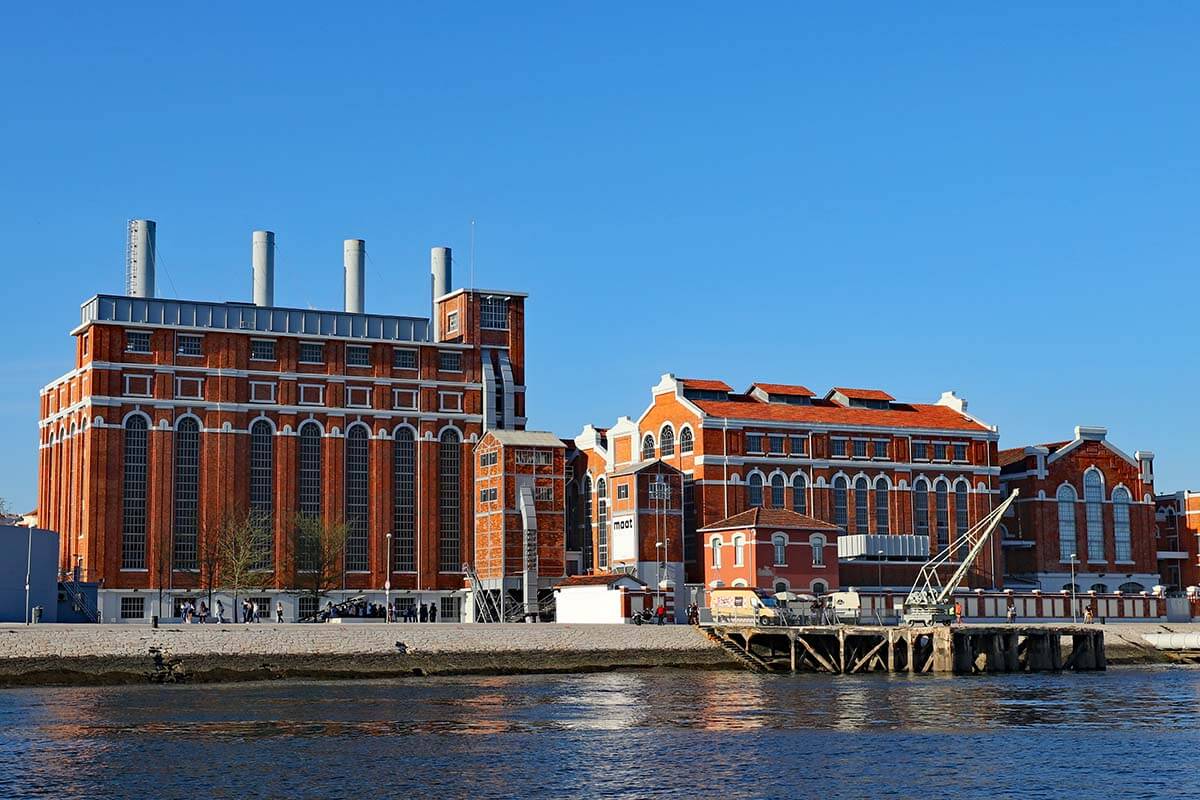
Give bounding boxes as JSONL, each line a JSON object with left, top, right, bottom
{"left": 344, "top": 239, "right": 365, "bottom": 313}
{"left": 431, "top": 246, "right": 451, "bottom": 338}
{"left": 252, "top": 230, "right": 275, "bottom": 307}
{"left": 125, "top": 219, "right": 156, "bottom": 298}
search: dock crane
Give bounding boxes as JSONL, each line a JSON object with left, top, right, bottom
{"left": 901, "top": 489, "right": 1020, "bottom": 626}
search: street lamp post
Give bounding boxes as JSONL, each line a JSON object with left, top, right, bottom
{"left": 1069, "top": 553, "right": 1078, "bottom": 624}
{"left": 385, "top": 533, "right": 393, "bottom": 623}
{"left": 877, "top": 550, "right": 885, "bottom": 591}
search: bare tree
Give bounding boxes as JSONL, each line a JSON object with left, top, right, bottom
{"left": 217, "top": 511, "right": 272, "bottom": 622}
{"left": 291, "top": 513, "right": 349, "bottom": 618}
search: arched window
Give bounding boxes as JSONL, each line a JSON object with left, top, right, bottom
{"left": 121, "top": 416, "right": 148, "bottom": 570}
{"left": 344, "top": 426, "right": 370, "bottom": 572}
{"left": 774, "top": 581, "right": 788, "bottom": 594}
{"left": 1057, "top": 484, "right": 1077, "bottom": 563}
{"left": 1118, "top": 581, "right": 1144, "bottom": 593}
{"left": 642, "top": 434, "right": 655, "bottom": 461}
{"left": 874, "top": 478, "right": 890, "bottom": 534}
{"left": 770, "top": 474, "right": 785, "bottom": 508}
{"left": 711, "top": 536, "right": 722, "bottom": 568}
{"left": 1084, "top": 469, "right": 1104, "bottom": 561}
{"left": 1089, "top": 583, "right": 1108, "bottom": 593}
{"left": 954, "top": 481, "right": 969, "bottom": 542}
{"left": 581, "top": 476, "right": 594, "bottom": 570}
{"left": 792, "top": 473, "right": 807, "bottom": 515}
{"left": 833, "top": 476, "right": 848, "bottom": 527}
{"left": 1113, "top": 487, "right": 1132, "bottom": 561}
{"left": 748, "top": 473, "right": 764, "bottom": 508}
{"left": 660, "top": 425, "right": 675, "bottom": 457}
{"left": 439, "top": 429, "right": 462, "bottom": 571}
{"left": 772, "top": 534, "right": 787, "bottom": 566}
{"left": 392, "top": 428, "right": 415, "bottom": 572}
{"left": 249, "top": 421, "right": 274, "bottom": 570}
{"left": 733, "top": 534, "right": 745, "bottom": 566}
{"left": 298, "top": 422, "right": 322, "bottom": 516}
{"left": 812, "top": 581, "right": 828, "bottom": 595}
{"left": 597, "top": 478, "right": 609, "bottom": 568}
{"left": 810, "top": 534, "right": 825, "bottom": 567}
{"left": 679, "top": 427, "right": 694, "bottom": 454}
{"left": 173, "top": 418, "right": 200, "bottom": 571}
{"left": 934, "top": 480, "right": 950, "bottom": 549}
{"left": 913, "top": 479, "right": 930, "bottom": 537}
{"left": 854, "top": 476, "right": 869, "bottom": 533}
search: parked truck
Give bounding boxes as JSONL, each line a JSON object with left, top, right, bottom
{"left": 709, "top": 587, "right": 789, "bottom": 626}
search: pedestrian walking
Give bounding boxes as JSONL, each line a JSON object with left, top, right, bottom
{"left": 276, "top": 601, "right": 284, "bottom": 623}
{"left": 430, "top": 603, "right": 438, "bottom": 623}
{"left": 215, "top": 599, "right": 224, "bottom": 623}
{"left": 198, "top": 601, "right": 208, "bottom": 624}
{"left": 252, "top": 601, "right": 260, "bottom": 623}
{"left": 954, "top": 600, "right": 963, "bottom": 625}
{"left": 655, "top": 603, "right": 666, "bottom": 625}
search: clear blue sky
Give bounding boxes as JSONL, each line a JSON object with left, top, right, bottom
{"left": 2, "top": 4, "right": 1197, "bottom": 512}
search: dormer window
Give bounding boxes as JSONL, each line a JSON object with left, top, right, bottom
{"left": 682, "top": 388, "right": 730, "bottom": 402}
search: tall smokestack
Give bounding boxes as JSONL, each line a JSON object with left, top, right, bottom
{"left": 125, "top": 219, "right": 156, "bottom": 298}
{"left": 431, "top": 246, "right": 451, "bottom": 338}
{"left": 252, "top": 230, "right": 275, "bottom": 307}
{"left": 344, "top": 239, "right": 365, "bottom": 313}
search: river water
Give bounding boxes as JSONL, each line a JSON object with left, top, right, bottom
{"left": 1, "top": 667, "right": 1197, "bottom": 799}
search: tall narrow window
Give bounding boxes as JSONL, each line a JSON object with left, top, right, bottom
{"left": 733, "top": 534, "right": 745, "bottom": 566}
{"left": 173, "top": 418, "right": 200, "bottom": 571}
{"left": 1057, "top": 485, "right": 1077, "bottom": 563}
{"left": 582, "top": 477, "right": 594, "bottom": 571}
{"left": 954, "top": 481, "right": 969, "bottom": 540}
{"left": 597, "top": 478, "right": 608, "bottom": 569}
{"left": 875, "top": 478, "right": 890, "bottom": 534}
{"left": 642, "top": 434, "right": 655, "bottom": 460}
{"left": 935, "top": 480, "right": 949, "bottom": 550}
{"left": 770, "top": 474, "right": 785, "bottom": 507}
{"left": 811, "top": 534, "right": 825, "bottom": 567}
{"left": 439, "top": 429, "right": 462, "bottom": 571}
{"left": 1084, "top": 469, "right": 1104, "bottom": 561}
{"left": 297, "top": 422, "right": 322, "bottom": 571}
{"left": 249, "top": 420, "right": 274, "bottom": 570}
{"left": 748, "top": 473, "right": 764, "bottom": 508}
{"left": 679, "top": 427, "right": 694, "bottom": 454}
{"left": 393, "top": 428, "right": 415, "bottom": 571}
{"left": 345, "top": 426, "right": 369, "bottom": 571}
{"left": 121, "top": 416, "right": 148, "bottom": 569}
{"left": 854, "top": 477, "right": 869, "bottom": 532}
{"left": 792, "top": 474, "right": 808, "bottom": 515}
{"left": 711, "top": 537, "right": 722, "bottom": 568}
{"left": 913, "top": 479, "right": 930, "bottom": 537}
{"left": 660, "top": 426, "right": 675, "bottom": 457}
{"left": 833, "top": 476, "right": 848, "bottom": 527}
{"left": 1113, "top": 487, "right": 1132, "bottom": 561}
{"left": 773, "top": 534, "right": 787, "bottom": 566}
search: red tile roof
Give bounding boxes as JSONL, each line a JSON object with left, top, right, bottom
{"left": 830, "top": 387, "right": 895, "bottom": 402}
{"left": 699, "top": 507, "right": 841, "bottom": 532}
{"left": 750, "top": 382, "right": 816, "bottom": 397}
{"left": 692, "top": 398, "right": 988, "bottom": 432}
{"left": 999, "top": 441, "right": 1071, "bottom": 469}
{"left": 555, "top": 574, "right": 647, "bottom": 588}
{"left": 679, "top": 378, "right": 733, "bottom": 392}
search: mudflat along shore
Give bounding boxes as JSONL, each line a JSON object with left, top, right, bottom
{"left": 0, "top": 622, "right": 1190, "bottom": 687}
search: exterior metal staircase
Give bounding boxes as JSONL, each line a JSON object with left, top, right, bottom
{"left": 60, "top": 580, "right": 100, "bottom": 623}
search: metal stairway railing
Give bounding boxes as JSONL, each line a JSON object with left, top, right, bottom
{"left": 463, "top": 562, "right": 505, "bottom": 623}
{"left": 60, "top": 580, "right": 100, "bottom": 623}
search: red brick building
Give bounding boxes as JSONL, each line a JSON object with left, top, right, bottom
{"left": 1155, "top": 491, "right": 1200, "bottom": 591}
{"left": 472, "top": 430, "right": 567, "bottom": 618}
{"left": 998, "top": 426, "right": 1158, "bottom": 593}
{"left": 37, "top": 224, "right": 528, "bottom": 621}
{"left": 699, "top": 507, "right": 841, "bottom": 594}
{"left": 571, "top": 374, "right": 1003, "bottom": 592}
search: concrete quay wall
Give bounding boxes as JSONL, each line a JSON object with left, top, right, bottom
{"left": 0, "top": 623, "right": 737, "bottom": 686}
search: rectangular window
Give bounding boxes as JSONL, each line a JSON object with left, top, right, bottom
{"left": 392, "top": 388, "right": 418, "bottom": 410}
{"left": 174, "top": 376, "right": 203, "bottom": 400}
{"left": 124, "top": 375, "right": 152, "bottom": 397}
{"left": 438, "top": 351, "right": 462, "bottom": 372}
{"left": 852, "top": 439, "right": 868, "bottom": 459}
{"left": 440, "top": 597, "right": 460, "bottom": 622}
{"left": 393, "top": 348, "right": 418, "bottom": 370}
{"left": 250, "top": 339, "right": 276, "bottom": 361}
{"left": 933, "top": 443, "right": 948, "bottom": 462}
{"left": 249, "top": 598, "right": 272, "bottom": 619}
{"left": 873, "top": 439, "right": 889, "bottom": 459}
{"left": 249, "top": 381, "right": 276, "bottom": 403}
{"left": 831, "top": 438, "right": 847, "bottom": 458}
{"left": 346, "top": 386, "right": 372, "bottom": 408}
{"left": 480, "top": 297, "right": 509, "bottom": 330}
{"left": 534, "top": 486, "right": 553, "bottom": 502}
{"left": 479, "top": 451, "right": 498, "bottom": 468}
{"left": 82, "top": 334, "right": 89, "bottom": 355}
{"left": 479, "top": 487, "right": 498, "bottom": 503}
{"left": 439, "top": 392, "right": 463, "bottom": 412}
{"left": 913, "top": 441, "right": 928, "bottom": 461}
{"left": 746, "top": 433, "right": 764, "bottom": 453}
{"left": 298, "top": 384, "right": 324, "bottom": 405}
{"left": 534, "top": 451, "right": 552, "bottom": 466}
{"left": 299, "top": 342, "right": 324, "bottom": 364}
{"left": 768, "top": 435, "right": 784, "bottom": 454}
{"left": 346, "top": 345, "right": 371, "bottom": 368}
{"left": 298, "top": 595, "right": 318, "bottom": 619}
{"left": 120, "top": 596, "right": 145, "bottom": 619}
{"left": 447, "top": 311, "right": 459, "bottom": 334}
{"left": 176, "top": 334, "right": 202, "bottom": 357}
{"left": 125, "top": 331, "right": 151, "bottom": 354}
{"left": 789, "top": 435, "right": 807, "bottom": 455}
{"left": 617, "top": 484, "right": 629, "bottom": 500}
{"left": 515, "top": 450, "right": 534, "bottom": 466}
{"left": 953, "top": 443, "right": 968, "bottom": 462}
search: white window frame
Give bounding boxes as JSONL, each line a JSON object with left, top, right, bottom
{"left": 249, "top": 381, "right": 276, "bottom": 404}
{"left": 746, "top": 433, "right": 764, "bottom": 454}
{"left": 125, "top": 330, "right": 151, "bottom": 354}
{"left": 733, "top": 534, "right": 745, "bottom": 566}
{"left": 392, "top": 388, "right": 418, "bottom": 410}
{"left": 480, "top": 297, "right": 509, "bottom": 330}
{"left": 346, "top": 385, "right": 372, "bottom": 409}
{"left": 912, "top": 441, "right": 929, "bottom": 461}
{"left": 852, "top": 438, "right": 869, "bottom": 459}
{"left": 250, "top": 339, "right": 277, "bottom": 362}
{"left": 617, "top": 484, "right": 629, "bottom": 500}
{"left": 534, "top": 486, "right": 553, "bottom": 502}
{"left": 872, "top": 439, "right": 890, "bottom": 460}
{"left": 811, "top": 534, "right": 826, "bottom": 567}
{"left": 393, "top": 348, "right": 418, "bottom": 370}
{"left": 789, "top": 435, "right": 808, "bottom": 456}
{"left": 830, "top": 437, "right": 848, "bottom": 458}
{"left": 298, "top": 383, "right": 325, "bottom": 406}
{"left": 952, "top": 442, "right": 969, "bottom": 463}
{"left": 438, "top": 391, "right": 463, "bottom": 413}
{"left": 298, "top": 341, "right": 325, "bottom": 365}
{"left": 174, "top": 376, "right": 203, "bottom": 400}
{"left": 447, "top": 311, "right": 459, "bottom": 334}
{"left": 176, "top": 333, "right": 203, "bottom": 357}
{"left": 346, "top": 344, "right": 372, "bottom": 368}
{"left": 438, "top": 351, "right": 462, "bottom": 372}
{"left": 123, "top": 374, "right": 152, "bottom": 397}
{"left": 711, "top": 537, "right": 722, "bottom": 568}
{"left": 773, "top": 534, "right": 787, "bottom": 566}
{"left": 768, "top": 435, "right": 785, "bottom": 455}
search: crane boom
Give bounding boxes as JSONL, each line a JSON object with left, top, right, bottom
{"left": 902, "top": 489, "right": 1019, "bottom": 625}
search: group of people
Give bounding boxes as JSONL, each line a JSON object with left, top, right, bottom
{"left": 390, "top": 601, "right": 440, "bottom": 623}
{"left": 178, "top": 600, "right": 209, "bottom": 624}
